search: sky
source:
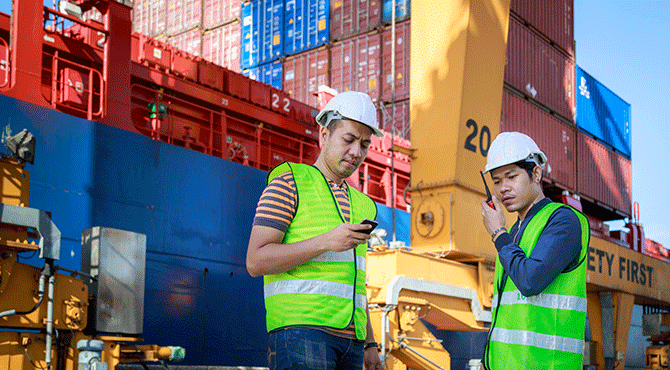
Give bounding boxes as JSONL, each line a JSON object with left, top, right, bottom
{"left": 574, "top": 0, "right": 670, "bottom": 248}
{"left": 0, "top": 0, "right": 667, "bottom": 247}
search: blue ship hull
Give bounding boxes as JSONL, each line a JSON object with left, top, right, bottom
{"left": 0, "top": 93, "right": 409, "bottom": 366}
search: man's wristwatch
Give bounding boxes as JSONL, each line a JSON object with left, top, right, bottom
{"left": 364, "top": 342, "right": 378, "bottom": 350}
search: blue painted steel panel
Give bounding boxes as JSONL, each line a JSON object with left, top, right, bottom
{"left": 284, "top": 0, "right": 329, "bottom": 55}
{"left": 243, "top": 60, "right": 283, "bottom": 89}
{"left": 375, "top": 202, "right": 410, "bottom": 245}
{"left": 0, "top": 93, "right": 268, "bottom": 365}
{"left": 241, "top": 0, "right": 284, "bottom": 69}
{"left": 576, "top": 65, "right": 632, "bottom": 158}
{"left": 382, "top": 0, "right": 410, "bottom": 23}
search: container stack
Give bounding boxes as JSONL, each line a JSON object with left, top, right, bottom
{"left": 124, "top": 0, "right": 633, "bottom": 221}
{"left": 574, "top": 65, "right": 632, "bottom": 218}
{"left": 131, "top": 0, "right": 241, "bottom": 72}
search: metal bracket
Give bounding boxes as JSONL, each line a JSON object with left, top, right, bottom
{"left": 0, "top": 204, "right": 61, "bottom": 260}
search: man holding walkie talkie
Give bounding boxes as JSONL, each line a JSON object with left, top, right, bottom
{"left": 480, "top": 132, "right": 590, "bottom": 370}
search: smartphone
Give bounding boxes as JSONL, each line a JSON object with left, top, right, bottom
{"left": 359, "top": 218, "right": 379, "bottom": 234}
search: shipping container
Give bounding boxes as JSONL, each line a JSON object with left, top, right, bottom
{"left": 330, "top": 31, "right": 381, "bottom": 102}
{"left": 243, "top": 60, "right": 283, "bottom": 89}
{"left": 203, "top": 0, "right": 241, "bottom": 29}
{"left": 241, "top": 0, "right": 284, "bottom": 69}
{"left": 381, "top": 20, "right": 410, "bottom": 102}
{"left": 501, "top": 89, "right": 577, "bottom": 191}
{"left": 378, "top": 99, "right": 410, "bottom": 140}
{"left": 575, "top": 66, "right": 631, "bottom": 158}
{"left": 284, "top": 0, "right": 329, "bottom": 55}
{"left": 505, "top": 17, "right": 575, "bottom": 122}
{"left": 132, "top": 0, "right": 167, "bottom": 37}
{"left": 329, "top": 0, "right": 381, "bottom": 41}
{"left": 282, "top": 46, "right": 329, "bottom": 107}
{"left": 202, "top": 21, "right": 241, "bottom": 72}
{"left": 577, "top": 130, "right": 631, "bottom": 216}
{"left": 166, "top": 0, "right": 202, "bottom": 35}
{"left": 510, "top": 0, "right": 574, "bottom": 57}
{"left": 167, "top": 27, "right": 202, "bottom": 56}
{"left": 382, "top": 0, "right": 410, "bottom": 23}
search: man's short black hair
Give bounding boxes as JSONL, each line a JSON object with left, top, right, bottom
{"left": 326, "top": 118, "right": 343, "bottom": 133}
{"left": 514, "top": 159, "right": 541, "bottom": 181}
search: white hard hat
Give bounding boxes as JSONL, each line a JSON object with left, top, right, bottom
{"left": 315, "top": 91, "right": 383, "bottom": 137}
{"left": 483, "top": 132, "right": 547, "bottom": 174}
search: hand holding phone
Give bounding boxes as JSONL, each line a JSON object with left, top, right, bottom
{"left": 359, "top": 219, "right": 379, "bottom": 234}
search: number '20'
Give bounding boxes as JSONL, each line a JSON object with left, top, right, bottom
{"left": 464, "top": 119, "right": 491, "bottom": 157}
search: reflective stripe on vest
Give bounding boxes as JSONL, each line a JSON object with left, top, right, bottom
{"left": 264, "top": 279, "right": 368, "bottom": 310}
{"left": 491, "top": 328, "right": 584, "bottom": 355}
{"left": 491, "top": 290, "right": 587, "bottom": 313}
{"left": 313, "top": 250, "right": 367, "bottom": 271}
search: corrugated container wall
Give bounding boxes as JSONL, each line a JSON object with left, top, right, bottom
{"left": 203, "top": 0, "right": 240, "bottom": 29}
{"left": 381, "top": 20, "right": 410, "bottom": 102}
{"left": 282, "top": 47, "right": 329, "bottom": 107}
{"left": 329, "top": 0, "right": 381, "bottom": 41}
{"left": 382, "top": 0, "right": 410, "bottom": 23}
{"left": 576, "top": 66, "right": 631, "bottom": 158}
{"left": 133, "top": 0, "right": 167, "bottom": 37}
{"left": 202, "top": 21, "right": 241, "bottom": 72}
{"left": 510, "top": 0, "right": 574, "bottom": 57}
{"left": 504, "top": 17, "right": 575, "bottom": 122}
{"left": 284, "top": 0, "right": 330, "bottom": 55}
{"left": 243, "top": 60, "right": 283, "bottom": 90}
{"left": 577, "top": 131, "right": 631, "bottom": 216}
{"left": 241, "top": 0, "right": 284, "bottom": 69}
{"left": 166, "top": 0, "right": 202, "bottom": 35}
{"left": 330, "top": 31, "right": 381, "bottom": 102}
{"left": 378, "top": 99, "right": 410, "bottom": 140}
{"left": 501, "top": 89, "right": 577, "bottom": 191}
{"left": 167, "top": 27, "right": 202, "bottom": 56}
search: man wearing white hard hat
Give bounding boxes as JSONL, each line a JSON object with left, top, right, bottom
{"left": 480, "top": 132, "right": 589, "bottom": 370}
{"left": 247, "top": 91, "right": 383, "bottom": 370}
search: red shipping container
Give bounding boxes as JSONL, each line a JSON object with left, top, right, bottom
{"left": 510, "top": 0, "right": 574, "bottom": 57}
{"left": 202, "top": 21, "right": 241, "bottom": 72}
{"left": 377, "top": 99, "right": 410, "bottom": 140}
{"left": 330, "top": 31, "right": 381, "bottom": 103}
{"left": 168, "top": 28, "right": 202, "bottom": 57}
{"left": 166, "top": 0, "right": 202, "bottom": 35}
{"left": 282, "top": 47, "right": 329, "bottom": 108}
{"left": 203, "top": 0, "right": 240, "bottom": 29}
{"left": 330, "top": 0, "right": 381, "bottom": 41}
{"left": 133, "top": 0, "right": 167, "bottom": 36}
{"left": 381, "top": 20, "right": 410, "bottom": 102}
{"left": 577, "top": 131, "right": 631, "bottom": 216}
{"left": 500, "top": 89, "right": 577, "bottom": 191}
{"left": 505, "top": 17, "right": 575, "bottom": 122}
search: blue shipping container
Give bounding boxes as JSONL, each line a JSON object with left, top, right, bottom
{"left": 576, "top": 65, "right": 632, "bottom": 158}
{"left": 243, "top": 60, "right": 283, "bottom": 89}
{"left": 284, "top": 0, "right": 329, "bottom": 55}
{"left": 382, "top": 0, "right": 410, "bottom": 23}
{"left": 241, "top": 0, "right": 284, "bottom": 69}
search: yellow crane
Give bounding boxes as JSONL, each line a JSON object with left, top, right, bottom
{"left": 366, "top": 1, "right": 670, "bottom": 369}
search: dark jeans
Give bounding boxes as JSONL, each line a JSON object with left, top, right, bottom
{"left": 268, "top": 328, "right": 364, "bottom": 370}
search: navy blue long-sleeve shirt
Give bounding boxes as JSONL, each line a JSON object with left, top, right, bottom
{"left": 493, "top": 197, "right": 583, "bottom": 297}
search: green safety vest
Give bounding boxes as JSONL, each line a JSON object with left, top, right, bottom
{"left": 484, "top": 202, "right": 589, "bottom": 370}
{"left": 263, "top": 162, "right": 377, "bottom": 340}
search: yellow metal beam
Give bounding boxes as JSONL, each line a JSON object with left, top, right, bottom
{"left": 367, "top": 249, "right": 492, "bottom": 332}
{"left": 587, "top": 236, "right": 670, "bottom": 305}
{"left": 410, "top": 0, "right": 511, "bottom": 257}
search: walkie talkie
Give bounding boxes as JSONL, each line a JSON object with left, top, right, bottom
{"left": 480, "top": 171, "right": 495, "bottom": 210}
